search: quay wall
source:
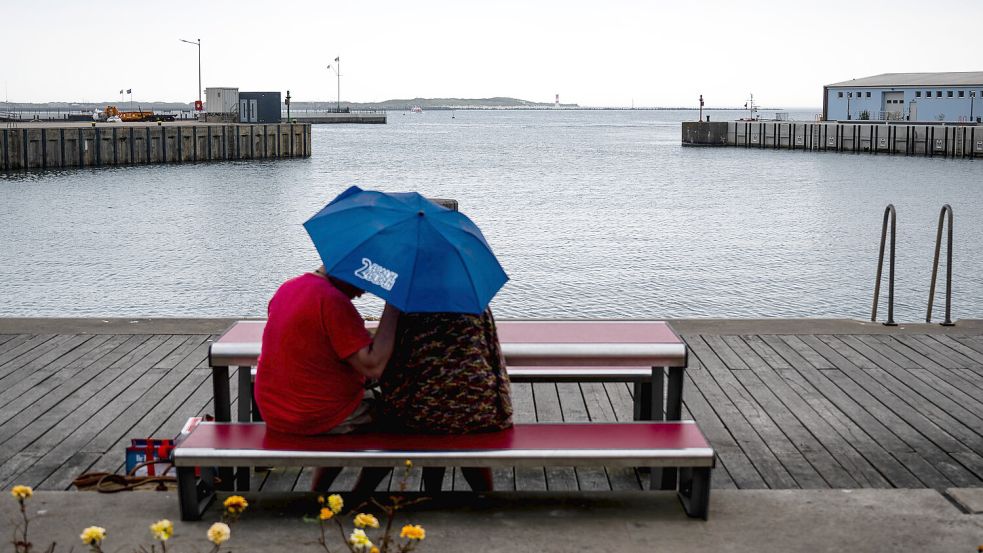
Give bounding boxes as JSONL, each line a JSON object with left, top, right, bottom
{"left": 682, "top": 121, "right": 983, "bottom": 159}
{"left": 0, "top": 121, "right": 312, "bottom": 171}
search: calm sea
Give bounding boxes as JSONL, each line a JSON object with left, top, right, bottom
{"left": 1, "top": 109, "right": 980, "bottom": 321}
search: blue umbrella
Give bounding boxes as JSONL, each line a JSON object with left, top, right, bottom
{"left": 304, "top": 186, "right": 508, "bottom": 314}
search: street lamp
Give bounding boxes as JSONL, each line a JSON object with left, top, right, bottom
{"left": 179, "top": 38, "right": 202, "bottom": 106}
{"left": 326, "top": 57, "right": 341, "bottom": 113}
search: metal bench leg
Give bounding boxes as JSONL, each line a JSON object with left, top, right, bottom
{"left": 645, "top": 367, "right": 669, "bottom": 490}
{"left": 659, "top": 366, "right": 685, "bottom": 490}
{"left": 235, "top": 366, "right": 251, "bottom": 491}
{"left": 178, "top": 466, "right": 217, "bottom": 522}
{"left": 677, "top": 466, "right": 711, "bottom": 520}
{"left": 210, "top": 365, "right": 235, "bottom": 491}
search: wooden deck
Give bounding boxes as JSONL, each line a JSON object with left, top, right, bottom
{"left": 1, "top": 321, "right": 983, "bottom": 493}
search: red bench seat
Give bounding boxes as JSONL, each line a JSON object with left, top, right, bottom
{"left": 174, "top": 421, "right": 714, "bottom": 521}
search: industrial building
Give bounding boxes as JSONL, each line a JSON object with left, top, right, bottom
{"left": 823, "top": 72, "right": 983, "bottom": 123}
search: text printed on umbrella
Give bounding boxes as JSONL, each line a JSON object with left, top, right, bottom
{"left": 354, "top": 258, "right": 399, "bottom": 291}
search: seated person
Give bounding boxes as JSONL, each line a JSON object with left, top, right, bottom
{"left": 379, "top": 308, "right": 513, "bottom": 491}
{"left": 255, "top": 265, "right": 399, "bottom": 491}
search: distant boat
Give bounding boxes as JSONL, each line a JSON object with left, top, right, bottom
{"left": 411, "top": 106, "right": 423, "bottom": 113}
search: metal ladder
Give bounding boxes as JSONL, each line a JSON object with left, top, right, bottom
{"left": 871, "top": 204, "right": 955, "bottom": 326}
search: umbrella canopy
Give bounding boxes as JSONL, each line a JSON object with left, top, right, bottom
{"left": 304, "top": 186, "right": 508, "bottom": 314}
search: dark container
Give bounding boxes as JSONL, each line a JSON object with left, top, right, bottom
{"left": 238, "top": 92, "right": 282, "bottom": 124}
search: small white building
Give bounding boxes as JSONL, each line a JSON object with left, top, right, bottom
{"left": 824, "top": 72, "right": 983, "bottom": 123}
{"left": 205, "top": 87, "right": 239, "bottom": 114}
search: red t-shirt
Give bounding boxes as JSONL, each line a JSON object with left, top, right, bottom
{"left": 255, "top": 273, "right": 372, "bottom": 435}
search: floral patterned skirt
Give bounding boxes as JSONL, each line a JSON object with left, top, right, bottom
{"left": 378, "top": 309, "right": 513, "bottom": 434}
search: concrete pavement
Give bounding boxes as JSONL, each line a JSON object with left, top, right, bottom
{"left": 3, "top": 490, "right": 981, "bottom": 552}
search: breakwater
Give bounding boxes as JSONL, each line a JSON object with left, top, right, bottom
{"left": 682, "top": 121, "right": 982, "bottom": 159}
{"left": 1, "top": 121, "right": 312, "bottom": 171}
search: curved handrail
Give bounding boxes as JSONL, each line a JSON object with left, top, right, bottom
{"left": 926, "top": 204, "right": 955, "bottom": 326}
{"left": 871, "top": 204, "right": 897, "bottom": 326}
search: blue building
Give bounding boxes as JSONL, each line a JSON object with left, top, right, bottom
{"left": 823, "top": 72, "right": 983, "bottom": 123}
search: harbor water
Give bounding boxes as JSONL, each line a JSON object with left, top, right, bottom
{"left": 0, "top": 109, "right": 980, "bottom": 321}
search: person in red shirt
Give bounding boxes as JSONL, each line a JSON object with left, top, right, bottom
{"left": 255, "top": 265, "right": 399, "bottom": 491}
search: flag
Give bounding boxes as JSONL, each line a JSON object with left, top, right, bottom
{"left": 334, "top": 56, "right": 339, "bottom": 62}
{"left": 744, "top": 102, "right": 747, "bottom": 108}
{"left": 126, "top": 89, "right": 132, "bottom": 94}
{"left": 119, "top": 89, "right": 124, "bottom": 94}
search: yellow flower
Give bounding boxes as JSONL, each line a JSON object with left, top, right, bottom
{"left": 10, "top": 485, "right": 32, "bottom": 501}
{"left": 319, "top": 507, "right": 334, "bottom": 521}
{"left": 318, "top": 495, "right": 326, "bottom": 505}
{"left": 404, "top": 460, "right": 413, "bottom": 469}
{"left": 400, "top": 524, "right": 426, "bottom": 540}
{"left": 353, "top": 513, "right": 380, "bottom": 529}
{"left": 349, "top": 529, "right": 373, "bottom": 551}
{"left": 370, "top": 547, "right": 380, "bottom": 553}
{"left": 207, "top": 522, "right": 231, "bottom": 545}
{"left": 80, "top": 526, "right": 107, "bottom": 545}
{"left": 149, "top": 519, "right": 173, "bottom": 541}
{"left": 327, "top": 494, "right": 343, "bottom": 514}
{"left": 223, "top": 495, "right": 248, "bottom": 514}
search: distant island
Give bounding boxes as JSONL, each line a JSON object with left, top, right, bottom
{"left": 2, "top": 97, "right": 797, "bottom": 113}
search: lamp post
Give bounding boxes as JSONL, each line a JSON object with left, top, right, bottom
{"left": 326, "top": 57, "right": 340, "bottom": 112}
{"left": 179, "top": 38, "right": 202, "bottom": 106}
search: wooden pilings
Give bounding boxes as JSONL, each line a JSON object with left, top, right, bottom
{"left": 683, "top": 121, "right": 982, "bottom": 159}
{"left": 1, "top": 122, "right": 312, "bottom": 171}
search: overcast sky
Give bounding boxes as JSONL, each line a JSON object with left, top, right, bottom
{"left": 3, "top": 0, "right": 981, "bottom": 108}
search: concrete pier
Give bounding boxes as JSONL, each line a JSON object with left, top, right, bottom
{"left": 682, "top": 120, "right": 983, "bottom": 159}
{"left": 0, "top": 121, "right": 312, "bottom": 171}
{"left": 290, "top": 112, "right": 387, "bottom": 124}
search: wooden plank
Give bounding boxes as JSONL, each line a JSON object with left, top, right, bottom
{"left": 603, "top": 382, "right": 636, "bottom": 422}
{"left": 701, "top": 335, "right": 750, "bottom": 370}
{"left": 815, "top": 335, "right": 879, "bottom": 369}
{"left": 721, "top": 336, "right": 771, "bottom": 371}
{"left": 0, "top": 335, "right": 154, "bottom": 449}
{"left": 853, "top": 336, "right": 918, "bottom": 369}
{"left": 692, "top": 337, "right": 826, "bottom": 488}
{"left": 686, "top": 346, "right": 799, "bottom": 489}
{"left": 0, "top": 334, "right": 117, "bottom": 427}
{"left": 0, "top": 334, "right": 72, "bottom": 379}
{"left": 259, "top": 467, "right": 302, "bottom": 492}
{"left": 580, "top": 382, "right": 641, "bottom": 490}
{"left": 556, "top": 382, "right": 609, "bottom": 491}
{"left": 835, "top": 335, "right": 902, "bottom": 370}
{"left": 0, "top": 334, "right": 17, "bottom": 347}
{"left": 931, "top": 335, "right": 983, "bottom": 365}
{"left": 742, "top": 335, "right": 792, "bottom": 370}
{"left": 510, "top": 383, "right": 546, "bottom": 491}
{"left": 731, "top": 369, "right": 858, "bottom": 487}
{"left": 797, "top": 336, "right": 980, "bottom": 487}
{"left": 0, "top": 334, "right": 95, "bottom": 387}
{"left": 751, "top": 368, "right": 890, "bottom": 488}
{"left": 79, "top": 339, "right": 211, "bottom": 475}
{"left": 780, "top": 336, "right": 835, "bottom": 370}
{"left": 38, "top": 451, "right": 101, "bottom": 491}
{"left": 532, "top": 383, "right": 578, "bottom": 491}
{"left": 759, "top": 335, "right": 820, "bottom": 371}
{"left": 904, "top": 335, "right": 977, "bottom": 368}
{"left": 0, "top": 334, "right": 56, "bottom": 364}
{"left": 1, "top": 335, "right": 190, "bottom": 488}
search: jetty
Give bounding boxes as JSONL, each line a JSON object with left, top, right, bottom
{"left": 1, "top": 121, "right": 312, "bottom": 171}
{"left": 682, "top": 120, "right": 982, "bottom": 159}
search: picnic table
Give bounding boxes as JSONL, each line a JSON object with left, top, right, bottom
{"left": 208, "top": 319, "right": 689, "bottom": 489}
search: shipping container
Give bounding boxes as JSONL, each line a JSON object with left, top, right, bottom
{"left": 205, "top": 87, "right": 239, "bottom": 114}
{"left": 238, "top": 92, "right": 282, "bottom": 123}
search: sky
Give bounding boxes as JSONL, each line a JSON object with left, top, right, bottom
{"left": 3, "top": 0, "right": 982, "bottom": 108}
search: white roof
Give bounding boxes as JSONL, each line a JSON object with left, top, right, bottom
{"left": 826, "top": 72, "right": 983, "bottom": 88}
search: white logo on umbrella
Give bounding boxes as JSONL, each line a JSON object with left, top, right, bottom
{"left": 354, "top": 258, "right": 399, "bottom": 291}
